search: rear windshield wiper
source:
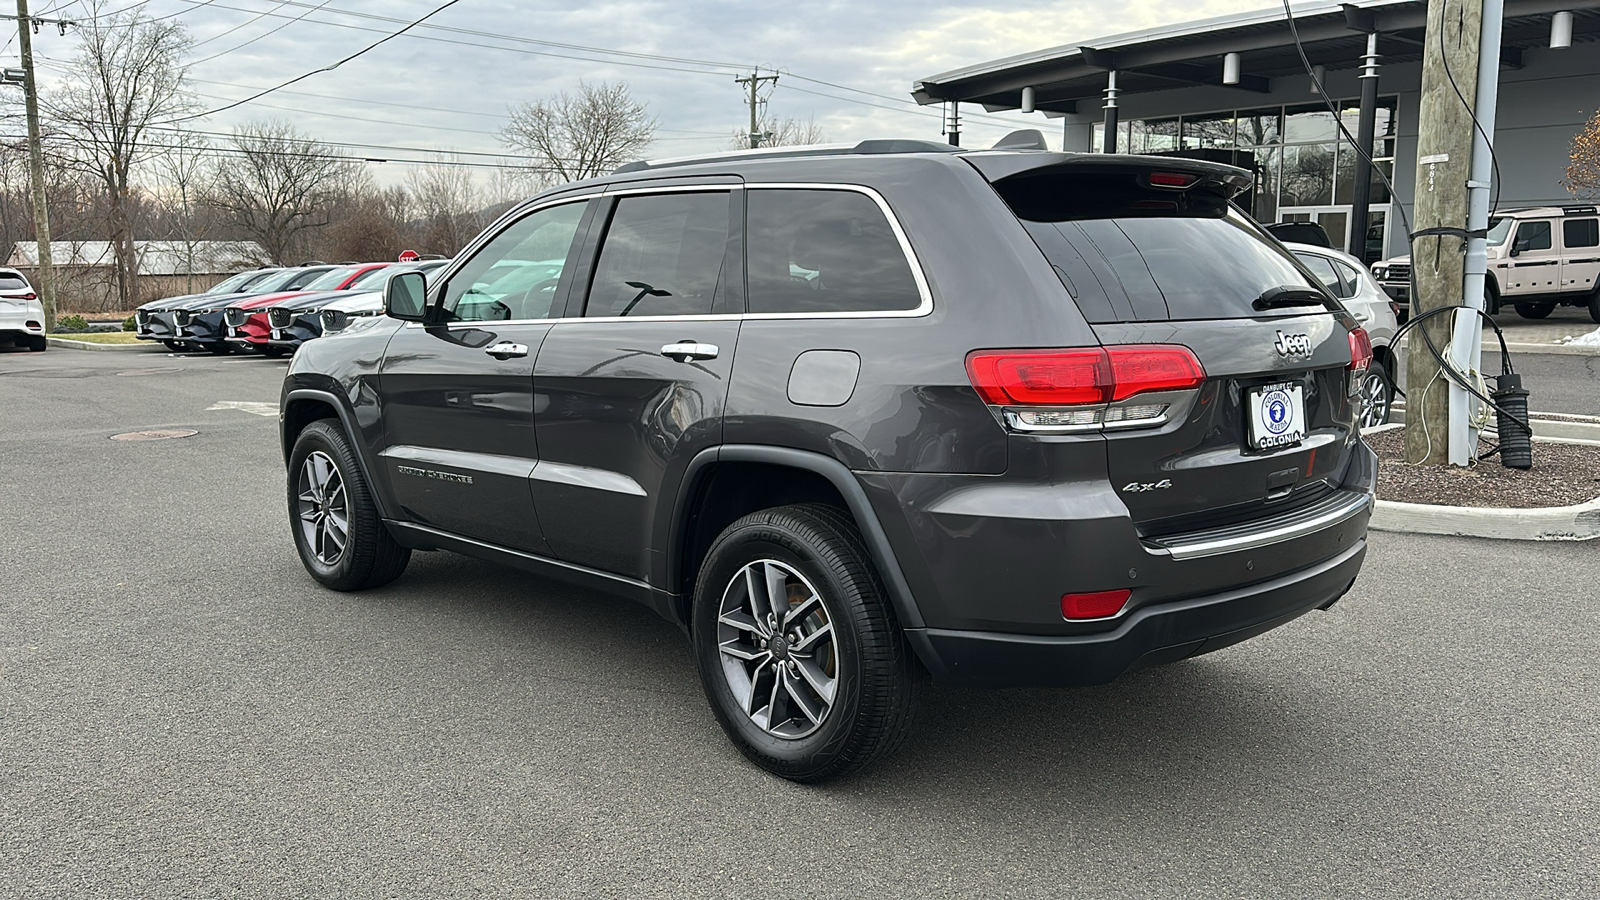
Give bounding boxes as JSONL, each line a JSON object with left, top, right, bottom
{"left": 1253, "top": 286, "right": 1329, "bottom": 310}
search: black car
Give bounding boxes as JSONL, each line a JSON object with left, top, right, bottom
{"left": 281, "top": 139, "right": 1376, "bottom": 782}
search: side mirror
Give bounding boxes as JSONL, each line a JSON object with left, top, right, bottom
{"left": 1508, "top": 244, "right": 1522, "bottom": 258}
{"left": 384, "top": 271, "right": 428, "bottom": 321}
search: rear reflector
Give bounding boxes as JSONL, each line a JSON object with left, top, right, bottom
{"left": 1348, "top": 328, "right": 1373, "bottom": 373}
{"left": 966, "top": 345, "right": 1204, "bottom": 407}
{"left": 1061, "top": 589, "right": 1132, "bottom": 620}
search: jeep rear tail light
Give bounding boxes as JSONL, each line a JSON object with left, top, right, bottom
{"left": 1348, "top": 328, "right": 1373, "bottom": 373}
{"left": 1061, "top": 589, "right": 1131, "bottom": 620}
{"left": 967, "top": 346, "right": 1204, "bottom": 433}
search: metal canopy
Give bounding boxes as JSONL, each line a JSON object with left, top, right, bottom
{"left": 912, "top": 0, "right": 1600, "bottom": 113}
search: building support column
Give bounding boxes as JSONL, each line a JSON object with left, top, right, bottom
{"left": 1102, "top": 70, "right": 1119, "bottom": 153}
{"left": 1348, "top": 31, "right": 1381, "bottom": 259}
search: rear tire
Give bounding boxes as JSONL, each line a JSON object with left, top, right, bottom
{"left": 1515, "top": 300, "right": 1554, "bottom": 319}
{"left": 1359, "top": 357, "right": 1395, "bottom": 428}
{"left": 26, "top": 335, "right": 46, "bottom": 352}
{"left": 288, "top": 420, "right": 410, "bottom": 591}
{"left": 692, "top": 503, "right": 920, "bottom": 783}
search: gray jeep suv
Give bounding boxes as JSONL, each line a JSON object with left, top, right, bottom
{"left": 280, "top": 139, "right": 1376, "bottom": 782}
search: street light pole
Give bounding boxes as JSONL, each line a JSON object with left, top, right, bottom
{"left": 13, "top": 0, "right": 56, "bottom": 328}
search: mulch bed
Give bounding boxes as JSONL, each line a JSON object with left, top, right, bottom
{"left": 1367, "top": 427, "right": 1600, "bottom": 508}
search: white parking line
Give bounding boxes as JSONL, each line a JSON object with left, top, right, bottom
{"left": 206, "top": 400, "right": 279, "bottom": 418}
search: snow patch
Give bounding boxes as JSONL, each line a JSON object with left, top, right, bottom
{"left": 1558, "top": 327, "right": 1600, "bottom": 347}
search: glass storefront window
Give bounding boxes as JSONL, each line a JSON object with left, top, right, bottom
{"left": 1182, "top": 113, "right": 1236, "bottom": 151}
{"left": 1129, "top": 118, "right": 1178, "bottom": 153}
{"left": 1281, "top": 142, "right": 1336, "bottom": 206}
{"left": 1284, "top": 104, "right": 1338, "bottom": 143}
{"left": 1250, "top": 146, "right": 1280, "bottom": 221}
{"left": 1237, "top": 108, "right": 1282, "bottom": 146}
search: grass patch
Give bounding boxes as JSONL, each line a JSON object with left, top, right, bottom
{"left": 49, "top": 332, "right": 146, "bottom": 344}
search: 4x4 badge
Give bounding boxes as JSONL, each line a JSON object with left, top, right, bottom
{"left": 1122, "top": 479, "right": 1172, "bottom": 493}
{"left": 1274, "top": 330, "right": 1313, "bottom": 358}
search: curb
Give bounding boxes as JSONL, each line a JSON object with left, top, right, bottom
{"left": 1365, "top": 422, "right": 1600, "bottom": 541}
{"left": 1496, "top": 341, "right": 1600, "bottom": 357}
{"left": 47, "top": 337, "right": 161, "bottom": 351}
{"left": 1372, "top": 495, "right": 1600, "bottom": 541}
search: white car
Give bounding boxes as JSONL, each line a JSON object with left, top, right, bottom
{"left": 0, "top": 267, "right": 46, "bottom": 352}
{"left": 316, "top": 290, "right": 385, "bottom": 334}
{"left": 1287, "top": 242, "right": 1401, "bottom": 427}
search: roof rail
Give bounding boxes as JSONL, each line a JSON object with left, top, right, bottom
{"left": 613, "top": 138, "right": 963, "bottom": 174}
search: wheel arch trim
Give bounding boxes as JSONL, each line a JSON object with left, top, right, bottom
{"left": 665, "top": 445, "right": 926, "bottom": 630}
{"left": 283, "top": 387, "right": 392, "bottom": 521}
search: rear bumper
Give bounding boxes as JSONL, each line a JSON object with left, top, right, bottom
{"left": 1379, "top": 282, "right": 1409, "bottom": 308}
{"left": 906, "top": 538, "right": 1365, "bottom": 687}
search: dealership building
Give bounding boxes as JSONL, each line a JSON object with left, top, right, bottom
{"left": 913, "top": 0, "right": 1600, "bottom": 263}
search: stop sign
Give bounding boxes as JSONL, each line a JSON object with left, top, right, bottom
{"left": 398, "top": 250, "right": 420, "bottom": 262}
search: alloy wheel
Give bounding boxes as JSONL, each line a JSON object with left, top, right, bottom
{"left": 296, "top": 450, "right": 350, "bottom": 565}
{"left": 1359, "top": 370, "right": 1392, "bottom": 428}
{"left": 716, "top": 559, "right": 840, "bottom": 739}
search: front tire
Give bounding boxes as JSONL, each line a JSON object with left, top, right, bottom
{"left": 1515, "top": 300, "right": 1554, "bottom": 319}
{"left": 1587, "top": 290, "right": 1600, "bottom": 325}
{"left": 288, "top": 420, "right": 410, "bottom": 591}
{"left": 693, "top": 503, "right": 920, "bottom": 783}
{"left": 162, "top": 340, "right": 183, "bottom": 351}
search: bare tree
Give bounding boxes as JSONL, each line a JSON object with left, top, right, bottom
{"left": 46, "top": 3, "right": 194, "bottom": 307}
{"left": 1566, "top": 110, "right": 1600, "bottom": 201}
{"left": 406, "top": 154, "right": 482, "bottom": 255}
{"left": 208, "top": 120, "right": 363, "bottom": 264}
{"left": 500, "top": 81, "right": 656, "bottom": 184}
{"left": 150, "top": 131, "right": 214, "bottom": 294}
{"left": 726, "top": 115, "right": 825, "bottom": 150}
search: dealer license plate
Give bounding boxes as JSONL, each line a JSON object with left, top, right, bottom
{"left": 1246, "top": 382, "right": 1306, "bottom": 450}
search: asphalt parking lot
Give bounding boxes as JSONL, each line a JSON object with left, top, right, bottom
{"left": 2, "top": 345, "right": 1597, "bottom": 898}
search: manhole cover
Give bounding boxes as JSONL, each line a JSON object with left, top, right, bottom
{"left": 116, "top": 367, "right": 184, "bottom": 377}
{"left": 110, "top": 429, "right": 198, "bottom": 442}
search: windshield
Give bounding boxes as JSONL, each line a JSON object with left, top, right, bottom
{"left": 248, "top": 268, "right": 315, "bottom": 293}
{"left": 1487, "top": 217, "right": 1513, "bottom": 246}
{"left": 209, "top": 270, "right": 268, "bottom": 294}
{"left": 347, "top": 265, "right": 397, "bottom": 289}
{"left": 302, "top": 266, "right": 362, "bottom": 291}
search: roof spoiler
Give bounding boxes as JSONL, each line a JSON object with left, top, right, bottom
{"left": 965, "top": 152, "right": 1254, "bottom": 199}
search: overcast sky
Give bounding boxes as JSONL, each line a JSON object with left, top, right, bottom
{"left": 24, "top": 0, "right": 1269, "bottom": 185}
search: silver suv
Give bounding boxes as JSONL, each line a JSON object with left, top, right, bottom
{"left": 1372, "top": 205, "right": 1600, "bottom": 321}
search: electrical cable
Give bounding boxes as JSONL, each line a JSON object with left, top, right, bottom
{"left": 1279, "top": 0, "right": 1527, "bottom": 461}
{"left": 166, "top": 0, "right": 464, "bottom": 122}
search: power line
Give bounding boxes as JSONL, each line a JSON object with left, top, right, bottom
{"left": 169, "top": 0, "right": 465, "bottom": 122}
{"left": 190, "top": 0, "right": 334, "bottom": 65}
{"left": 189, "top": 0, "right": 289, "bottom": 49}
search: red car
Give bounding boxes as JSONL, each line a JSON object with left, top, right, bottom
{"left": 224, "top": 264, "right": 392, "bottom": 357}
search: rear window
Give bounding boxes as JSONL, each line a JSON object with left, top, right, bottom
{"left": 0, "top": 274, "right": 29, "bottom": 291}
{"left": 998, "top": 170, "right": 1336, "bottom": 323}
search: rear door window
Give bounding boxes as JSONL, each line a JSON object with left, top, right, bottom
{"left": 745, "top": 188, "right": 922, "bottom": 314}
{"left": 1294, "top": 253, "right": 1354, "bottom": 299}
{"left": 1563, "top": 217, "right": 1599, "bottom": 249}
{"left": 584, "top": 192, "right": 731, "bottom": 318}
{"left": 999, "top": 170, "right": 1337, "bottom": 323}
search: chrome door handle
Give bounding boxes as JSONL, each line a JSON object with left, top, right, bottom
{"left": 660, "top": 341, "right": 719, "bottom": 362}
{"left": 485, "top": 341, "right": 529, "bottom": 359}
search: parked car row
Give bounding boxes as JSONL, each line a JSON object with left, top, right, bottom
{"left": 132, "top": 258, "right": 450, "bottom": 357}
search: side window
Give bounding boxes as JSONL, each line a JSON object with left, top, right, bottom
{"left": 1294, "top": 253, "right": 1349, "bottom": 299}
{"left": 442, "top": 200, "right": 588, "bottom": 323}
{"left": 584, "top": 192, "right": 730, "bottom": 318}
{"left": 1332, "top": 260, "right": 1364, "bottom": 298}
{"left": 746, "top": 188, "right": 922, "bottom": 314}
{"left": 1563, "top": 217, "right": 1599, "bottom": 249}
{"left": 1515, "top": 221, "right": 1553, "bottom": 252}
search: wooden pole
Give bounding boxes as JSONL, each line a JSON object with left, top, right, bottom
{"left": 1404, "top": 0, "right": 1483, "bottom": 465}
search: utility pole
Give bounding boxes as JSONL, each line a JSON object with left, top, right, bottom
{"left": 10, "top": 0, "right": 58, "bottom": 328}
{"left": 735, "top": 68, "right": 778, "bottom": 149}
{"left": 1404, "top": 0, "right": 1483, "bottom": 466}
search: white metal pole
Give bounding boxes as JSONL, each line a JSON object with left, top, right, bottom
{"left": 1449, "top": 0, "right": 1502, "bottom": 466}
